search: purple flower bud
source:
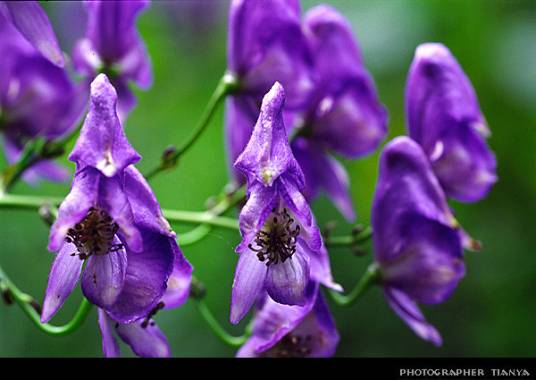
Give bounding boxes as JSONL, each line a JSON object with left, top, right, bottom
{"left": 372, "top": 137, "right": 465, "bottom": 346}
{"left": 42, "top": 75, "right": 190, "bottom": 326}
{"left": 230, "top": 83, "right": 339, "bottom": 324}
{"left": 237, "top": 283, "right": 339, "bottom": 357}
{"left": 72, "top": 0, "right": 152, "bottom": 118}
{"left": 405, "top": 43, "right": 497, "bottom": 202}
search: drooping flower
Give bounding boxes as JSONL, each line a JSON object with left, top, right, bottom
{"left": 41, "top": 74, "right": 187, "bottom": 326}
{"left": 225, "top": 0, "right": 314, "bottom": 183}
{"left": 372, "top": 136, "right": 465, "bottom": 346}
{"left": 237, "top": 282, "right": 339, "bottom": 358}
{"left": 291, "top": 5, "right": 388, "bottom": 220}
{"left": 0, "top": 16, "right": 85, "bottom": 183}
{"left": 0, "top": 1, "right": 64, "bottom": 66}
{"left": 405, "top": 43, "right": 497, "bottom": 202}
{"left": 98, "top": 248, "right": 192, "bottom": 358}
{"left": 230, "top": 82, "right": 340, "bottom": 325}
{"left": 72, "top": 0, "right": 152, "bottom": 119}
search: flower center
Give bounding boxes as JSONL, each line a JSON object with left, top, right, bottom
{"left": 263, "top": 333, "right": 314, "bottom": 358}
{"left": 65, "top": 207, "right": 122, "bottom": 260}
{"left": 248, "top": 208, "right": 300, "bottom": 267}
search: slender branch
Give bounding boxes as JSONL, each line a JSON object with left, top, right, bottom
{"left": 326, "top": 225, "right": 373, "bottom": 247}
{"left": 190, "top": 276, "right": 248, "bottom": 347}
{"left": 0, "top": 264, "right": 92, "bottom": 336}
{"left": 1, "top": 121, "right": 83, "bottom": 193}
{"left": 328, "top": 263, "right": 380, "bottom": 306}
{"left": 144, "top": 72, "right": 239, "bottom": 180}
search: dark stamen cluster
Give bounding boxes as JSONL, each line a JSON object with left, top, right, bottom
{"left": 248, "top": 208, "right": 300, "bottom": 267}
{"left": 65, "top": 207, "right": 121, "bottom": 260}
{"left": 264, "top": 333, "right": 314, "bottom": 358}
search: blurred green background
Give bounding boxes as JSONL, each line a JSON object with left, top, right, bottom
{"left": 1, "top": 0, "right": 535, "bottom": 357}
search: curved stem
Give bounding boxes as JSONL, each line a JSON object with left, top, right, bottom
{"left": 329, "top": 263, "right": 380, "bottom": 306}
{"left": 163, "top": 210, "right": 238, "bottom": 230}
{"left": 326, "top": 225, "right": 373, "bottom": 247}
{"left": 194, "top": 299, "right": 248, "bottom": 347}
{"left": 1, "top": 121, "right": 83, "bottom": 193}
{"left": 144, "top": 72, "right": 239, "bottom": 180}
{"left": 0, "top": 264, "right": 92, "bottom": 336}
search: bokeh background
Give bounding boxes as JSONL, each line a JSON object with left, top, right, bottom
{"left": 1, "top": 0, "right": 535, "bottom": 357}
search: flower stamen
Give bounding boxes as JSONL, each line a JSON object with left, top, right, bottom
{"left": 248, "top": 208, "right": 300, "bottom": 267}
{"left": 65, "top": 207, "right": 122, "bottom": 260}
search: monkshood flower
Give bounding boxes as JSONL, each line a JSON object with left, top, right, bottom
{"left": 237, "top": 282, "right": 339, "bottom": 358}
{"left": 372, "top": 137, "right": 465, "bottom": 346}
{"left": 0, "top": 18, "right": 85, "bottom": 183}
{"left": 291, "top": 5, "right": 388, "bottom": 220}
{"left": 41, "top": 74, "right": 187, "bottom": 327}
{"left": 0, "top": 1, "right": 64, "bottom": 66}
{"left": 405, "top": 43, "right": 497, "bottom": 202}
{"left": 230, "top": 82, "right": 340, "bottom": 325}
{"left": 225, "top": 0, "right": 314, "bottom": 182}
{"left": 73, "top": 0, "right": 152, "bottom": 119}
{"left": 98, "top": 249, "right": 192, "bottom": 358}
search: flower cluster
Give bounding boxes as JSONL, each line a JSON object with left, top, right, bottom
{"left": 371, "top": 43, "right": 497, "bottom": 345}
{"left": 226, "top": 0, "right": 387, "bottom": 221}
{"left": 0, "top": 0, "right": 498, "bottom": 358}
{"left": 42, "top": 74, "right": 192, "bottom": 357}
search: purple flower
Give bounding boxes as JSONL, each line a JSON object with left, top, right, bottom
{"left": 225, "top": 0, "right": 313, "bottom": 183}
{"left": 0, "top": 18, "right": 85, "bottom": 183}
{"left": 290, "top": 5, "right": 388, "bottom": 220}
{"left": 372, "top": 137, "right": 465, "bottom": 346}
{"left": 98, "top": 248, "right": 192, "bottom": 358}
{"left": 405, "top": 43, "right": 497, "bottom": 202}
{"left": 230, "top": 82, "right": 339, "bottom": 325}
{"left": 72, "top": 0, "right": 152, "bottom": 119}
{"left": 0, "top": 1, "right": 64, "bottom": 66}
{"left": 41, "top": 75, "right": 188, "bottom": 326}
{"left": 237, "top": 282, "right": 339, "bottom": 357}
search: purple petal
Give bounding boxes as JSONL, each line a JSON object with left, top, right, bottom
{"left": 292, "top": 138, "right": 355, "bottom": 221}
{"left": 69, "top": 74, "right": 141, "bottom": 176}
{"left": 105, "top": 230, "right": 174, "bottom": 324}
{"left": 230, "top": 250, "right": 267, "bottom": 324}
{"left": 306, "top": 243, "right": 342, "bottom": 292}
{"left": 234, "top": 82, "right": 304, "bottom": 188}
{"left": 41, "top": 242, "right": 84, "bottom": 323}
{"left": 48, "top": 167, "right": 100, "bottom": 252}
{"left": 380, "top": 212, "right": 465, "bottom": 304}
{"left": 224, "top": 96, "right": 257, "bottom": 184}
{"left": 4, "top": 1, "right": 64, "bottom": 67}
{"left": 385, "top": 287, "right": 442, "bottom": 346}
{"left": 116, "top": 319, "right": 171, "bottom": 358}
{"left": 161, "top": 242, "right": 193, "bottom": 310}
{"left": 236, "top": 181, "right": 279, "bottom": 253}
{"left": 305, "top": 292, "right": 340, "bottom": 357}
{"left": 98, "top": 308, "right": 120, "bottom": 357}
{"left": 237, "top": 282, "right": 318, "bottom": 357}
{"left": 303, "top": 5, "right": 387, "bottom": 158}
{"left": 265, "top": 251, "right": 309, "bottom": 306}
{"left": 372, "top": 137, "right": 456, "bottom": 263}
{"left": 228, "top": 0, "right": 313, "bottom": 108}
{"left": 81, "top": 237, "right": 128, "bottom": 309}
{"left": 123, "top": 166, "right": 174, "bottom": 237}
{"left": 405, "top": 43, "right": 496, "bottom": 202}
{"left": 99, "top": 174, "right": 142, "bottom": 252}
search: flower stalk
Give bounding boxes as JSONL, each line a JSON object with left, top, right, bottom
{"left": 328, "top": 263, "right": 380, "bottom": 306}
{"left": 144, "top": 72, "right": 240, "bottom": 180}
{"left": 0, "top": 264, "right": 92, "bottom": 336}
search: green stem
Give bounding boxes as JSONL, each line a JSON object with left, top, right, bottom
{"left": 329, "top": 263, "right": 380, "bottom": 306}
{"left": 1, "top": 120, "right": 83, "bottom": 193}
{"left": 144, "top": 72, "right": 239, "bottom": 180}
{"left": 326, "top": 226, "right": 373, "bottom": 247}
{"left": 0, "top": 264, "right": 92, "bottom": 336}
{"left": 194, "top": 299, "right": 247, "bottom": 347}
